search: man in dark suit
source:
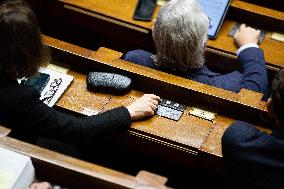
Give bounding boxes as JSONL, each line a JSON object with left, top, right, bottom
{"left": 222, "top": 69, "right": 284, "bottom": 189}
{"left": 124, "top": 0, "right": 269, "bottom": 99}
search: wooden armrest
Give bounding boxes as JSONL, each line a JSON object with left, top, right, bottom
{"left": 0, "top": 136, "right": 171, "bottom": 189}
{"left": 238, "top": 89, "right": 267, "bottom": 109}
{"left": 0, "top": 125, "right": 11, "bottom": 137}
{"left": 42, "top": 35, "right": 93, "bottom": 58}
{"left": 135, "top": 170, "right": 169, "bottom": 189}
{"left": 91, "top": 47, "right": 123, "bottom": 62}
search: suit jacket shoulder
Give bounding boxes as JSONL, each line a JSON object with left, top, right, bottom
{"left": 222, "top": 121, "right": 284, "bottom": 189}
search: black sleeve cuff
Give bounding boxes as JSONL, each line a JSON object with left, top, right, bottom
{"left": 78, "top": 106, "right": 132, "bottom": 145}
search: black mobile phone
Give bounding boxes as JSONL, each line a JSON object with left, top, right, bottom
{"left": 24, "top": 72, "right": 50, "bottom": 93}
{"left": 133, "top": 0, "right": 157, "bottom": 21}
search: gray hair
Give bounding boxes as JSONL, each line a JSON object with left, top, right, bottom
{"left": 153, "top": 0, "right": 208, "bottom": 70}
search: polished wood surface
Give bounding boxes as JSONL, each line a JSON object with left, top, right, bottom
{"left": 59, "top": 0, "right": 158, "bottom": 31}
{"left": 42, "top": 35, "right": 271, "bottom": 165}
{"left": 59, "top": 0, "right": 284, "bottom": 30}
{"left": 0, "top": 136, "right": 170, "bottom": 189}
{"left": 239, "top": 0, "right": 284, "bottom": 11}
{"left": 231, "top": 0, "right": 284, "bottom": 21}
{"left": 43, "top": 35, "right": 93, "bottom": 57}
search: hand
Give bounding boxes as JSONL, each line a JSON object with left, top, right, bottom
{"left": 234, "top": 24, "right": 260, "bottom": 48}
{"left": 28, "top": 182, "right": 52, "bottom": 189}
{"left": 126, "top": 94, "right": 160, "bottom": 121}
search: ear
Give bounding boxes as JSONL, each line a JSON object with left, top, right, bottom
{"left": 202, "top": 36, "right": 208, "bottom": 53}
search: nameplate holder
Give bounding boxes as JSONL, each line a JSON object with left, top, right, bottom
{"left": 271, "top": 32, "right": 284, "bottom": 43}
{"left": 47, "top": 63, "right": 69, "bottom": 74}
{"left": 188, "top": 107, "right": 216, "bottom": 122}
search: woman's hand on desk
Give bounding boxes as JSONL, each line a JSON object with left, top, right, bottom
{"left": 234, "top": 23, "right": 260, "bottom": 47}
{"left": 126, "top": 94, "right": 160, "bottom": 121}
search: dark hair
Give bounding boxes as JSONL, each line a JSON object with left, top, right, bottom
{"left": 0, "top": 0, "right": 47, "bottom": 80}
{"left": 271, "top": 69, "right": 284, "bottom": 125}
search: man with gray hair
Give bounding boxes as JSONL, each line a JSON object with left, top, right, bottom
{"left": 124, "top": 0, "right": 269, "bottom": 99}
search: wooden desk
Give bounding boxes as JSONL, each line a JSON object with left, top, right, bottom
{"left": 42, "top": 36, "right": 271, "bottom": 172}
{"left": 28, "top": 0, "right": 284, "bottom": 71}
{"left": 58, "top": 0, "right": 158, "bottom": 33}
{"left": 236, "top": 0, "right": 284, "bottom": 14}
{"left": 0, "top": 136, "right": 170, "bottom": 189}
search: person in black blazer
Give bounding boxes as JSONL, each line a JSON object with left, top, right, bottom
{"left": 0, "top": 0, "right": 160, "bottom": 148}
{"left": 222, "top": 69, "right": 284, "bottom": 188}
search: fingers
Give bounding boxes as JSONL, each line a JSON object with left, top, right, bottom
{"left": 234, "top": 24, "right": 243, "bottom": 37}
{"left": 42, "top": 182, "right": 52, "bottom": 189}
{"left": 234, "top": 23, "right": 260, "bottom": 47}
{"left": 143, "top": 94, "right": 160, "bottom": 101}
{"left": 29, "top": 182, "right": 52, "bottom": 189}
{"left": 143, "top": 96, "right": 159, "bottom": 113}
{"left": 239, "top": 23, "right": 246, "bottom": 31}
{"left": 148, "top": 101, "right": 158, "bottom": 111}
{"left": 126, "top": 94, "right": 160, "bottom": 121}
{"left": 150, "top": 98, "right": 159, "bottom": 106}
{"left": 234, "top": 23, "right": 245, "bottom": 38}
{"left": 144, "top": 94, "right": 160, "bottom": 110}
{"left": 238, "top": 24, "right": 255, "bottom": 32}
{"left": 239, "top": 23, "right": 259, "bottom": 35}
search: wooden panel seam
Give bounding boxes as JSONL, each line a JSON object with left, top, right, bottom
{"left": 127, "top": 130, "right": 198, "bottom": 155}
